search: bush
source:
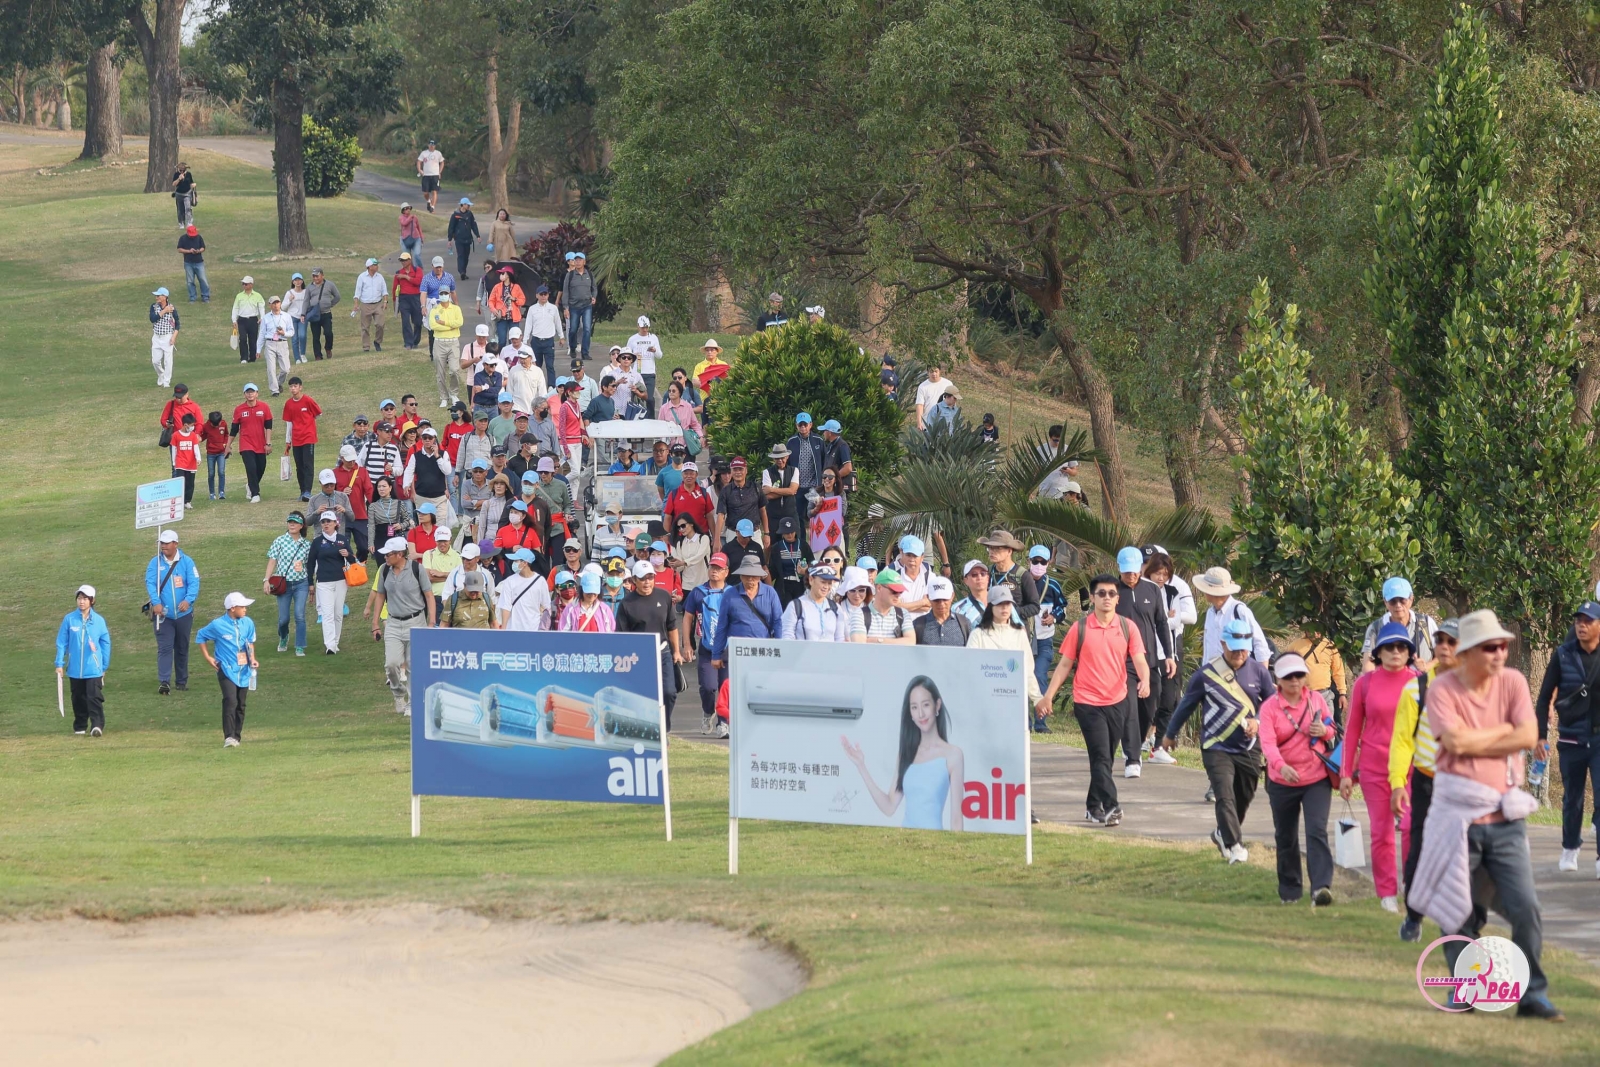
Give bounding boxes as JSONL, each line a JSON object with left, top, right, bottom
{"left": 517, "top": 221, "right": 621, "bottom": 324}
{"left": 302, "top": 116, "right": 360, "bottom": 198}
{"left": 707, "top": 322, "right": 903, "bottom": 487}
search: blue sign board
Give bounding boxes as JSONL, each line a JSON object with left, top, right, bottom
{"left": 410, "top": 628, "right": 666, "bottom": 806}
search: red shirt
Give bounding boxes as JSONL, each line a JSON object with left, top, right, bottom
{"left": 1057, "top": 612, "right": 1145, "bottom": 707}
{"left": 199, "top": 420, "right": 230, "bottom": 455}
{"left": 652, "top": 568, "right": 683, "bottom": 598}
{"left": 231, "top": 401, "right": 274, "bottom": 453}
{"left": 281, "top": 394, "right": 323, "bottom": 445}
{"left": 392, "top": 263, "right": 423, "bottom": 297}
{"left": 334, "top": 463, "right": 374, "bottom": 521}
{"left": 170, "top": 429, "right": 202, "bottom": 472}
{"left": 664, "top": 484, "right": 714, "bottom": 532}
{"left": 494, "top": 519, "right": 542, "bottom": 554}
{"left": 408, "top": 523, "right": 440, "bottom": 557}
{"left": 442, "top": 421, "right": 472, "bottom": 463}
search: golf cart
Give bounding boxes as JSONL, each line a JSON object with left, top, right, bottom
{"left": 581, "top": 419, "right": 684, "bottom": 561}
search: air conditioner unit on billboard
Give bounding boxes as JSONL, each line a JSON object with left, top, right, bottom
{"left": 746, "top": 671, "right": 864, "bottom": 719}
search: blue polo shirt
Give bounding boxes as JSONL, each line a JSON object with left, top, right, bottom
{"left": 195, "top": 614, "right": 258, "bottom": 687}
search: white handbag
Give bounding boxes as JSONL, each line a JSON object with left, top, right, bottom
{"left": 1335, "top": 801, "right": 1366, "bottom": 869}
{"left": 280, "top": 455, "right": 292, "bottom": 481}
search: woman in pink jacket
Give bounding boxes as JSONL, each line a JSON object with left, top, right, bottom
{"left": 1341, "top": 620, "right": 1421, "bottom": 912}
{"left": 1258, "top": 653, "right": 1338, "bottom": 906}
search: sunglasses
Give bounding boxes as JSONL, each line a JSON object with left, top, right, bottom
{"left": 1279, "top": 672, "right": 1308, "bottom": 682}
{"left": 1091, "top": 589, "right": 1118, "bottom": 598}
{"left": 1476, "top": 642, "right": 1510, "bottom": 655}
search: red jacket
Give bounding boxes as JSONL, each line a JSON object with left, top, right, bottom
{"left": 393, "top": 263, "right": 423, "bottom": 297}
{"left": 334, "top": 463, "right": 374, "bottom": 521}
{"left": 199, "top": 420, "right": 230, "bottom": 455}
{"left": 281, "top": 395, "right": 323, "bottom": 445}
{"left": 160, "top": 397, "right": 203, "bottom": 430}
{"left": 442, "top": 421, "right": 472, "bottom": 463}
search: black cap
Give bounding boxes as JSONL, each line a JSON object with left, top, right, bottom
{"left": 1576, "top": 601, "right": 1600, "bottom": 621}
{"left": 490, "top": 445, "right": 508, "bottom": 456}
{"left": 519, "top": 432, "right": 537, "bottom": 444}
{"left": 173, "top": 383, "right": 188, "bottom": 395}
{"left": 778, "top": 516, "right": 797, "bottom": 534}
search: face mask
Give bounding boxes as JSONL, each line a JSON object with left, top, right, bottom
{"left": 558, "top": 586, "right": 577, "bottom": 600}
{"left": 605, "top": 575, "right": 624, "bottom": 590}
{"left": 1029, "top": 562, "right": 1047, "bottom": 579}
{"left": 650, "top": 553, "right": 666, "bottom": 566}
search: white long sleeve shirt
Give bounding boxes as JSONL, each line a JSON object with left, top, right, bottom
{"left": 354, "top": 270, "right": 388, "bottom": 304}
{"left": 506, "top": 361, "right": 548, "bottom": 414}
{"left": 781, "top": 594, "right": 851, "bottom": 642}
{"left": 281, "top": 288, "right": 308, "bottom": 318}
{"left": 523, "top": 301, "right": 564, "bottom": 341}
{"left": 623, "top": 331, "right": 662, "bottom": 375}
{"left": 257, "top": 310, "right": 295, "bottom": 350}
{"left": 1201, "top": 596, "right": 1271, "bottom": 665}
{"left": 1165, "top": 574, "right": 1198, "bottom": 645}
{"left": 402, "top": 449, "right": 454, "bottom": 493}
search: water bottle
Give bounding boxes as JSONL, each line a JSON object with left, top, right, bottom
{"left": 1529, "top": 758, "right": 1546, "bottom": 789}
{"left": 249, "top": 666, "right": 258, "bottom": 692}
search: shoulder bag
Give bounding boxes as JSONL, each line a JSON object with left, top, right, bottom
{"left": 667, "top": 405, "right": 701, "bottom": 457}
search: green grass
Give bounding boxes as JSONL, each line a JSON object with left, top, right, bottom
{"left": 1, "top": 140, "right": 1598, "bottom": 1065}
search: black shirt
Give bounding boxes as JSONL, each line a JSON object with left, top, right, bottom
{"left": 717, "top": 481, "right": 764, "bottom": 530}
{"left": 307, "top": 534, "right": 352, "bottom": 583}
{"left": 172, "top": 170, "right": 193, "bottom": 196}
{"left": 178, "top": 233, "right": 205, "bottom": 264}
{"left": 616, "top": 588, "right": 680, "bottom": 640}
{"left": 725, "top": 537, "right": 765, "bottom": 572}
{"left": 756, "top": 312, "right": 789, "bottom": 330}
{"left": 763, "top": 464, "right": 799, "bottom": 527}
{"left": 1115, "top": 576, "right": 1172, "bottom": 667}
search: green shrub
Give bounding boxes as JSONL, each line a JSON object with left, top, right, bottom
{"left": 707, "top": 322, "right": 903, "bottom": 486}
{"left": 302, "top": 116, "right": 360, "bottom": 198}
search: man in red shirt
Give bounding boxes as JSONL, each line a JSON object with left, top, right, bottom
{"left": 169, "top": 413, "right": 202, "bottom": 505}
{"left": 1038, "top": 572, "right": 1149, "bottom": 826}
{"left": 334, "top": 445, "right": 376, "bottom": 561}
{"left": 663, "top": 462, "right": 714, "bottom": 534}
{"left": 280, "top": 376, "right": 323, "bottom": 502}
{"left": 392, "top": 251, "right": 425, "bottom": 350}
{"left": 230, "top": 383, "right": 274, "bottom": 503}
{"left": 160, "top": 383, "right": 203, "bottom": 437}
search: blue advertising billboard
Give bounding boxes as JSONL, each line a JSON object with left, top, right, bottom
{"left": 410, "top": 629, "right": 667, "bottom": 810}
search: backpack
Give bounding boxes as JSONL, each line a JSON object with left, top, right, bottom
{"left": 447, "top": 590, "right": 493, "bottom": 629}
{"left": 861, "top": 604, "right": 906, "bottom": 637}
{"left": 382, "top": 561, "right": 429, "bottom": 614}
{"left": 794, "top": 597, "right": 841, "bottom": 640}
{"left": 920, "top": 611, "right": 971, "bottom": 644}
{"left": 1064, "top": 614, "right": 1132, "bottom": 662}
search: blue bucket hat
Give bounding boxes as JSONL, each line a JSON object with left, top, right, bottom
{"left": 1374, "top": 620, "right": 1415, "bottom": 652}
{"left": 1116, "top": 546, "right": 1143, "bottom": 573}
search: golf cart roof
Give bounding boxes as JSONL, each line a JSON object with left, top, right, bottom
{"left": 589, "top": 419, "right": 683, "bottom": 441}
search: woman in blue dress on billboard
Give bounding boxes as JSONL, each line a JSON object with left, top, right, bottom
{"left": 841, "top": 675, "right": 965, "bottom": 831}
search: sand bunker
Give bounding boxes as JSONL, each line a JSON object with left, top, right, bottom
{"left": 0, "top": 906, "right": 804, "bottom": 1066}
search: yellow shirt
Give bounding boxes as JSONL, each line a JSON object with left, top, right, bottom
{"left": 427, "top": 302, "right": 464, "bottom": 338}
{"left": 422, "top": 548, "right": 462, "bottom": 595}
{"left": 1389, "top": 662, "right": 1439, "bottom": 786}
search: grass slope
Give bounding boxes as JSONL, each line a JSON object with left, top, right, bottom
{"left": 0, "top": 140, "right": 1595, "bottom": 1065}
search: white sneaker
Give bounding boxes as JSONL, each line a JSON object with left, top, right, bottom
{"left": 1147, "top": 748, "right": 1178, "bottom": 765}
{"left": 716, "top": 721, "right": 729, "bottom": 738}
{"left": 1139, "top": 737, "right": 1153, "bottom": 755}
{"left": 1379, "top": 896, "right": 1400, "bottom": 914}
{"left": 1560, "top": 848, "right": 1579, "bottom": 872}
{"left": 1123, "top": 762, "right": 1142, "bottom": 779}
{"left": 1227, "top": 845, "right": 1247, "bottom": 865}
{"left": 702, "top": 715, "right": 714, "bottom": 735}
{"left": 250, "top": 495, "right": 261, "bottom": 503}
{"left": 223, "top": 737, "right": 239, "bottom": 748}
{"left": 439, "top": 400, "right": 449, "bottom": 408}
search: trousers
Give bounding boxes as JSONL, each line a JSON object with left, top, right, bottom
{"left": 310, "top": 315, "right": 334, "bottom": 359}
{"left": 1201, "top": 747, "right": 1261, "bottom": 851}
{"left": 1440, "top": 819, "right": 1548, "bottom": 1001}
{"left": 219, "top": 671, "right": 247, "bottom": 740}
{"left": 276, "top": 580, "right": 309, "bottom": 648}
{"left": 237, "top": 316, "right": 260, "bottom": 362}
{"left": 70, "top": 676, "right": 105, "bottom": 732}
{"left": 315, "top": 580, "right": 348, "bottom": 652}
{"left": 241, "top": 450, "right": 267, "bottom": 499}
{"left": 153, "top": 612, "right": 193, "bottom": 686}
{"left": 173, "top": 467, "right": 196, "bottom": 505}
{"left": 359, "top": 301, "right": 386, "bottom": 349}
{"left": 1265, "top": 777, "right": 1334, "bottom": 901}
{"left": 1360, "top": 754, "right": 1404, "bottom": 897}
{"left": 184, "top": 260, "right": 211, "bottom": 302}
{"left": 151, "top": 338, "right": 174, "bottom": 387}
{"left": 1120, "top": 663, "right": 1160, "bottom": 764}
{"left": 207, "top": 452, "right": 228, "bottom": 497}
{"left": 1074, "top": 700, "right": 1126, "bottom": 815}
{"left": 385, "top": 613, "right": 422, "bottom": 713}
{"left": 658, "top": 643, "right": 678, "bottom": 732}
{"left": 1403, "top": 769, "right": 1435, "bottom": 923}
{"left": 291, "top": 443, "right": 316, "bottom": 495}
{"left": 264, "top": 339, "right": 292, "bottom": 394}
{"left": 433, "top": 337, "right": 462, "bottom": 405}
{"left": 697, "top": 648, "right": 727, "bottom": 717}
{"left": 397, "top": 293, "right": 423, "bottom": 348}
{"left": 1558, "top": 736, "right": 1600, "bottom": 854}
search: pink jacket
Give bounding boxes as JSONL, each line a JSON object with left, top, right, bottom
{"left": 1342, "top": 665, "right": 1417, "bottom": 778}
{"left": 1258, "top": 690, "right": 1336, "bottom": 787}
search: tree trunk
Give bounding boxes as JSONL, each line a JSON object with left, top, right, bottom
{"left": 483, "top": 51, "right": 522, "bottom": 216}
{"left": 1163, "top": 429, "right": 1202, "bottom": 508}
{"left": 56, "top": 96, "right": 71, "bottom": 131}
{"left": 1573, "top": 339, "right": 1600, "bottom": 444}
{"left": 80, "top": 43, "right": 122, "bottom": 159}
{"left": 128, "top": 0, "right": 185, "bottom": 193}
{"left": 1045, "top": 315, "right": 1128, "bottom": 521}
{"left": 271, "top": 78, "right": 312, "bottom": 254}
{"left": 856, "top": 278, "right": 894, "bottom": 356}
{"left": 708, "top": 267, "right": 745, "bottom": 334}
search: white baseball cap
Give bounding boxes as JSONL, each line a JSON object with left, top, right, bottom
{"left": 928, "top": 576, "right": 955, "bottom": 600}
{"left": 632, "top": 560, "right": 656, "bottom": 578}
{"left": 224, "top": 592, "right": 255, "bottom": 609}
{"left": 435, "top": 526, "right": 452, "bottom": 541}
{"left": 381, "top": 537, "right": 409, "bottom": 555}
{"left": 637, "top": 315, "right": 651, "bottom": 327}
{"left": 158, "top": 530, "right": 180, "bottom": 544}
{"left": 339, "top": 445, "right": 359, "bottom": 461}
{"left": 476, "top": 324, "right": 490, "bottom": 336}
{"left": 460, "top": 542, "right": 481, "bottom": 559}
{"left": 76, "top": 584, "right": 96, "bottom": 599}
{"left": 319, "top": 468, "right": 337, "bottom": 483}
{"left": 319, "top": 510, "right": 338, "bottom": 523}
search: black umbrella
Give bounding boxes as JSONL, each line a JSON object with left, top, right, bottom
{"left": 494, "top": 260, "right": 542, "bottom": 294}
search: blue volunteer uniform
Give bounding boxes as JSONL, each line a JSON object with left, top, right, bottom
{"left": 145, "top": 546, "right": 200, "bottom": 690}
{"left": 196, "top": 611, "right": 258, "bottom": 743}
{"left": 56, "top": 602, "right": 111, "bottom": 733}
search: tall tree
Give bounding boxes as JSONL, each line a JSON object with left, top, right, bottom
{"left": 209, "top": 1, "right": 397, "bottom": 253}
{"left": 1232, "top": 281, "right": 1419, "bottom": 662}
{"left": 79, "top": 40, "right": 122, "bottom": 158}
{"left": 126, "top": 0, "right": 184, "bottom": 192}
{"left": 1370, "top": 6, "right": 1600, "bottom": 648}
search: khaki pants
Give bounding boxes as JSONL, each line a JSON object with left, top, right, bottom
{"left": 263, "top": 339, "right": 292, "bottom": 394}
{"left": 384, "top": 612, "right": 422, "bottom": 714}
{"left": 433, "top": 336, "right": 462, "bottom": 405}
{"left": 151, "top": 338, "right": 174, "bottom": 387}
{"left": 358, "top": 301, "right": 386, "bottom": 350}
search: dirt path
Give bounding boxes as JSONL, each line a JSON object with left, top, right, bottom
{"left": 0, "top": 907, "right": 803, "bottom": 1065}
